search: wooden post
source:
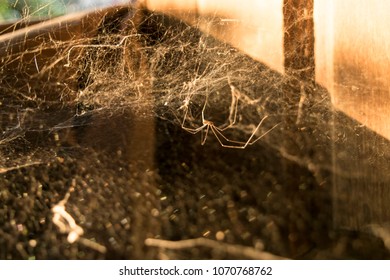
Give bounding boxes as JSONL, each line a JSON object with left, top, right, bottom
{"left": 284, "top": 0, "right": 315, "bottom": 80}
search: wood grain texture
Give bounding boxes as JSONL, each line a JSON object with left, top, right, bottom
{"left": 314, "top": 0, "right": 390, "bottom": 229}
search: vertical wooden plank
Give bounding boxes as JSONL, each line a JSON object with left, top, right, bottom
{"left": 333, "top": 0, "right": 390, "bottom": 229}
{"left": 315, "top": 0, "right": 390, "bottom": 230}
{"left": 283, "top": 0, "right": 315, "bottom": 80}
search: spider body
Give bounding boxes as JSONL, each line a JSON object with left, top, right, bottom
{"left": 180, "top": 83, "right": 278, "bottom": 149}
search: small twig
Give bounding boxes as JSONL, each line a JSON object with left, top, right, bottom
{"left": 52, "top": 192, "right": 84, "bottom": 243}
{"left": 51, "top": 186, "right": 107, "bottom": 254}
{"left": 145, "top": 238, "right": 288, "bottom": 260}
{"left": 78, "top": 237, "right": 107, "bottom": 254}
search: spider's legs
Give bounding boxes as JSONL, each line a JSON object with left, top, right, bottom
{"left": 218, "top": 81, "right": 239, "bottom": 131}
{"left": 201, "top": 124, "right": 210, "bottom": 145}
{"left": 246, "top": 117, "right": 280, "bottom": 146}
{"left": 209, "top": 116, "right": 279, "bottom": 149}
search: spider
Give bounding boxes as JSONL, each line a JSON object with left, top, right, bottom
{"left": 180, "top": 85, "right": 278, "bottom": 149}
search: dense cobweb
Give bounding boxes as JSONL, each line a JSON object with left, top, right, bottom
{"left": 2, "top": 4, "right": 390, "bottom": 259}
{"left": 0, "top": 6, "right": 333, "bottom": 176}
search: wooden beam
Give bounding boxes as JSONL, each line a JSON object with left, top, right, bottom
{"left": 283, "top": 0, "right": 314, "bottom": 80}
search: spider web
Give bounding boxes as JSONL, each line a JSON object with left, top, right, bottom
{"left": 0, "top": 3, "right": 326, "bottom": 165}
{"left": 1, "top": 4, "right": 390, "bottom": 260}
